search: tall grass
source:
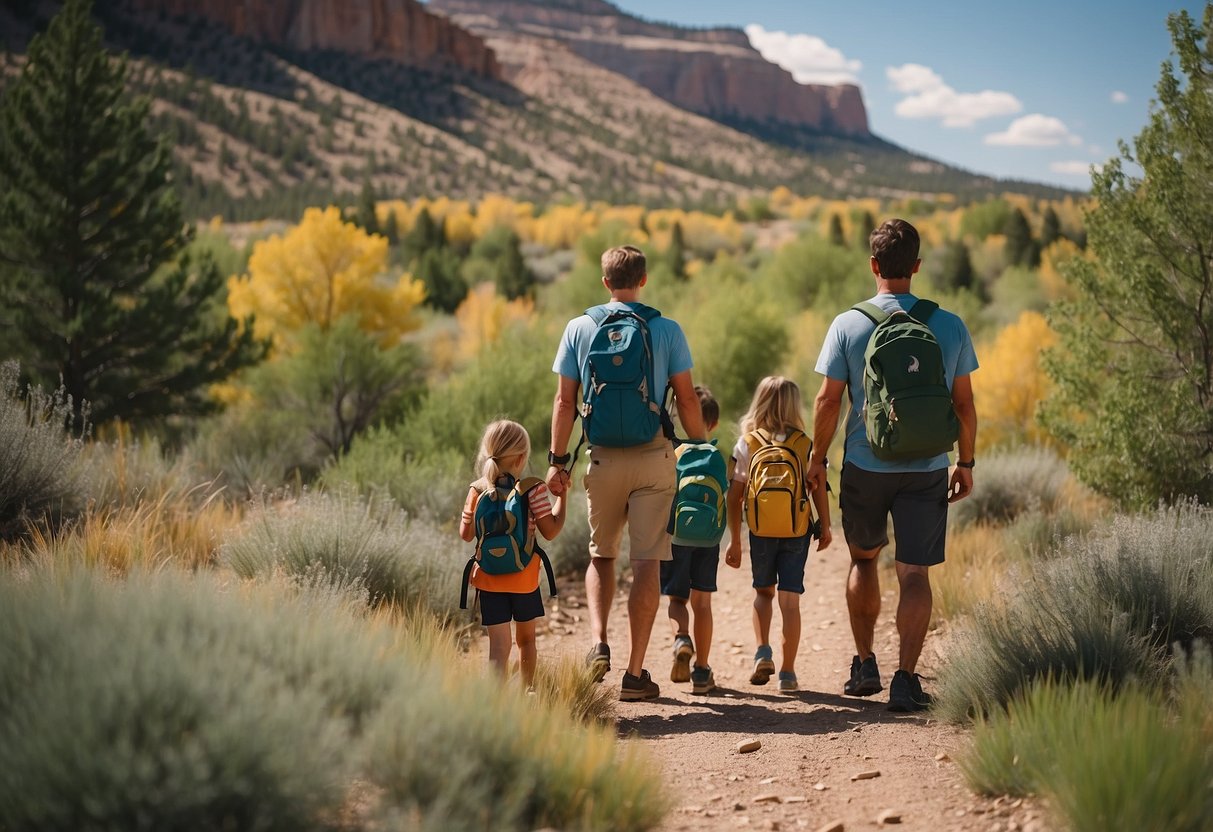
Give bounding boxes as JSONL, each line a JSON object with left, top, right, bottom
{"left": 0, "top": 567, "right": 666, "bottom": 831}
{"left": 0, "top": 361, "right": 88, "bottom": 539}
{"left": 221, "top": 489, "right": 465, "bottom": 615}
{"left": 948, "top": 446, "right": 1072, "bottom": 528}
{"left": 937, "top": 503, "right": 1213, "bottom": 721}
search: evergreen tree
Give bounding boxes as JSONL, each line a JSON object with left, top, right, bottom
{"left": 1042, "top": 5, "right": 1213, "bottom": 507}
{"left": 400, "top": 207, "right": 443, "bottom": 266}
{"left": 383, "top": 207, "right": 400, "bottom": 247}
{"left": 1002, "top": 207, "right": 1039, "bottom": 267}
{"left": 0, "top": 0, "right": 264, "bottom": 425}
{"left": 355, "top": 177, "right": 379, "bottom": 236}
{"left": 854, "top": 210, "right": 876, "bottom": 250}
{"left": 494, "top": 230, "right": 534, "bottom": 300}
{"left": 828, "top": 213, "right": 845, "bottom": 247}
{"left": 938, "top": 240, "right": 976, "bottom": 293}
{"left": 415, "top": 248, "right": 466, "bottom": 313}
{"left": 1040, "top": 206, "right": 1062, "bottom": 248}
{"left": 665, "top": 221, "right": 687, "bottom": 280}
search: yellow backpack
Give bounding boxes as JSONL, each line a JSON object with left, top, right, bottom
{"left": 743, "top": 429, "right": 814, "bottom": 539}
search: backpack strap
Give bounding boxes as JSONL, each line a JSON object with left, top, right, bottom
{"left": 535, "top": 545, "right": 558, "bottom": 598}
{"left": 908, "top": 298, "right": 938, "bottom": 323}
{"left": 852, "top": 302, "right": 890, "bottom": 325}
{"left": 459, "top": 557, "right": 476, "bottom": 610}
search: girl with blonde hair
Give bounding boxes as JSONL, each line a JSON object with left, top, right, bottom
{"left": 724, "top": 377, "right": 832, "bottom": 692}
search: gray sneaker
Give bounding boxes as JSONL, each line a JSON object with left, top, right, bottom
{"left": 690, "top": 665, "right": 716, "bottom": 695}
{"left": 620, "top": 669, "right": 660, "bottom": 701}
{"left": 843, "top": 653, "right": 882, "bottom": 697}
{"left": 671, "top": 634, "right": 694, "bottom": 683}
{"left": 887, "top": 670, "right": 933, "bottom": 712}
{"left": 585, "top": 643, "right": 610, "bottom": 683}
{"left": 750, "top": 644, "right": 775, "bottom": 685}
{"left": 777, "top": 671, "right": 799, "bottom": 692}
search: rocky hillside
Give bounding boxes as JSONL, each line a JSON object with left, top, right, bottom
{"left": 430, "top": 0, "right": 868, "bottom": 137}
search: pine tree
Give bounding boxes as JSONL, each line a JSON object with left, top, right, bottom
{"left": 665, "top": 220, "right": 687, "bottom": 280}
{"left": 401, "top": 207, "right": 443, "bottom": 266}
{"left": 1040, "top": 206, "right": 1062, "bottom": 248}
{"left": 828, "top": 213, "right": 845, "bottom": 247}
{"left": 355, "top": 177, "right": 379, "bottom": 236}
{"left": 0, "top": 0, "right": 264, "bottom": 425}
{"left": 494, "top": 230, "right": 534, "bottom": 300}
{"left": 938, "top": 240, "right": 976, "bottom": 293}
{"left": 854, "top": 210, "right": 876, "bottom": 250}
{"left": 1002, "top": 207, "right": 1039, "bottom": 267}
{"left": 383, "top": 207, "right": 400, "bottom": 246}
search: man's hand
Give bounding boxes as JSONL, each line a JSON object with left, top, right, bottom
{"left": 724, "top": 540, "right": 742, "bottom": 569}
{"left": 948, "top": 465, "right": 973, "bottom": 503}
{"left": 806, "top": 459, "right": 828, "bottom": 494}
{"left": 546, "top": 465, "right": 571, "bottom": 497}
{"left": 816, "top": 525, "right": 833, "bottom": 551}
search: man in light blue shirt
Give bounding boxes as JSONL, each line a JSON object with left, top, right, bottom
{"left": 808, "top": 219, "right": 978, "bottom": 712}
{"left": 547, "top": 245, "right": 706, "bottom": 702}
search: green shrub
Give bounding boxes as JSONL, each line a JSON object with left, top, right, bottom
{"left": 961, "top": 678, "right": 1213, "bottom": 832}
{"left": 937, "top": 503, "right": 1213, "bottom": 721}
{"left": 221, "top": 490, "right": 464, "bottom": 616}
{"left": 949, "top": 446, "right": 1070, "bottom": 528}
{"left": 0, "top": 362, "right": 88, "bottom": 539}
{"left": 188, "top": 402, "right": 319, "bottom": 496}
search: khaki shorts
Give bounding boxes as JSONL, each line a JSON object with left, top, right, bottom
{"left": 583, "top": 437, "right": 676, "bottom": 561}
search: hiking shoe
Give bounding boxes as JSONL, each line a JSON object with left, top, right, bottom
{"left": 690, "top": 665, "right": 716, "bottom": 695}
{"left": 750, "top": 645, "right": 776, "bottom": 685}
{"left": 843, "top": 653, "right": 883, "bottom": 697}
{"left": 777, "top": 671, "right": 799, "bottom": 692}
{"left": 887, "top": 669, "right": 933, "bottom": 713}
{"left": 586, "top": 643, "right": 611, "bottom": 683}
{"left": 671, "top": 634, "right": 694, "bottom": 683}
{"left": 620, "top": 669, "right": 660, "bottom": 701}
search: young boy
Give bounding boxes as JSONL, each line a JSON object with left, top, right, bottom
{"left": 662, "top": 386, "right": 723, "bottom": 695}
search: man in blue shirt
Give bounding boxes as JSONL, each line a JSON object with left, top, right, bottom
{"left": 548, "top": 245, "right": 706, "bottom": 702}
{"left": 808, "top": 219, "right": 978, "bottom": 712}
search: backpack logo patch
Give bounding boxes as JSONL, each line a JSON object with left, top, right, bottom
{"left": 908, "top": 356, "right": 920, "bottom": 373}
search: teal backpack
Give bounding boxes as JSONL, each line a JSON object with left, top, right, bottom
{"left": 852, "top": 299, "right": 959, "bottom": 462}
{"left": 668, "top": 440, "right": 728, "bottom": 547}
{"left": 459, "top": 475, "right": 556, "bottom": 610}
{"left": 579, "top": 304, "right": 674, "bottom": 448}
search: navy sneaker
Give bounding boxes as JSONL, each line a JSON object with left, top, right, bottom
{"left": 887, "top": 669, "right": 933, "bottom": 712}
{"left": 843, "top": 653, "right": 883, "bottom": 697}
{"left": 690, "top": 665, "right": 716, "bottom": 695}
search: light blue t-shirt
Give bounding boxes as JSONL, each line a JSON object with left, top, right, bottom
{"left": 553, "top": 302, "right": 693, "bottom": 399}
{"left": 815, "top": 293, "right": 979, "bottom": 473}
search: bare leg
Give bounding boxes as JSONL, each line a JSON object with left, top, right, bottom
{"left": 752, "top": 585, "right": 776, "bottom": 648}
{"left": 689, "top": 589, "right": 713, "bottom": 668}
{"left": 486, "top": 622, "right": 513, "bottom": 677}
{"left": 626, "top": 559, "right": 662, "bottom": 677}
{"left": 776, "top": 590, "right": 801, "bottom": 674}
{"left": 667, "top": 596, "right": 690, "bottom": 639}
{"left": 585, "top": 556, "right": 616, "bottom": 647}
{"left": 895, "top": 563, "right": 932, "bottom": 673}
{"left": 847, "top": 544, "right": 882, "bottom": 659}
{"left": 515, "top": 620, "right": 538, "bottom": 688}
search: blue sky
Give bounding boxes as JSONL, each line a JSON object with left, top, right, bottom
{"left": 610, "top": 0, "right": 1198, "bottom": 190}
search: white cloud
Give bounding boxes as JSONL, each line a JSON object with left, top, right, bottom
{"left": 985, "top": 114, "right": 1081, "bottom": 146}
{"left": 885, "top": 63, "right": 1022, "bottom": 128}
{"left": 1051, "top": 160, "right": 1101, "bottom": 176}
{"left": 745, "top": 23, "right": 862, "bottom": 85}
{"left": 1111, "top": 90, "right": 1129, "bottom": 104}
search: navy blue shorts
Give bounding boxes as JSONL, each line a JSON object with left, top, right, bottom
{"left": 749, "top": 533, "right": 811, "bottom": 594}
{"left": 660, "top": 544, "right": 720, "bottom": 599}
{"left": 839, "top": 464, "right": 948, "bottom": 566}
{"left": 479, "top": 588, "right": 545, "bottom": 627}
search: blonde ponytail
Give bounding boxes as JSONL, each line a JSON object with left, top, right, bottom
{"left": 739, "top": 376, "right": 806, "bottom": 436}
{"left": 473, "top": 420, "right": 532, "bottom": 488}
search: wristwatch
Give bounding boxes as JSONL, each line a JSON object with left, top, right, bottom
{"left": 956, "top": 459, "right": 976, "bottom": 469}
{"left": 548, "top": 450, "right": 572, "bottom": 466}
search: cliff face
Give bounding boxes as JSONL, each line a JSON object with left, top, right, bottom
{"left": 130, "top": 0, "right": 500, "bottom": 79}
{"left": 430, "top": 0, "right": 869, "bottom": 136}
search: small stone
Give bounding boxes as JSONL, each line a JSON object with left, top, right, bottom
{"left": 733, "top": 802, "right": 747, "bottom": 811}
{"left": 813, "top": 782, "right": 828, "bottom": 791}
{"left": 935, "top": 752, "right": 951, "bottom": 762}
{"left": 738, "top": 738, "right": 762, "bottom": 754}
{"left": 759, "top": 776, "right": 777, "bottom": 784}
{"left": 814, "top": 822, "right": 845, "bottom": 832}
{"left": 877, "top": 809, "right": 902, "bottom": 824}
{"left": 681, "top": 805, "right": 703, "bottom": 813}
{"left": 955, "top": 809, "right": 968, "bottom": 817}
{"left": 851, "top": 770, "right": 881, "bottom": 781}
{"left": 785, "top": 796, "right": 807, "bottom": 803}
{"left": 709, "top": 794, "right": 723, "bottom": 802}
{"left": 754, "top": 793, "right": 782, "bottom": 804}
{"left": 769, "top": 822, "right": 782, "bottom": 831}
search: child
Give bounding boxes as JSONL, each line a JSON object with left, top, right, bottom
{"left": 724, "top": 377, "right": 832, "bottom": 693}
{"left": 662, "top": 386, "right": 723, "bottom": 695}
{"left": 459, "top": 420, "right": 565, "bottom": 688}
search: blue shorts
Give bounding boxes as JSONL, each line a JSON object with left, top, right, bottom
{"left": 660, "top": 544, "right": 720, "bottom": 599}
{"left": 749, "top": 533, "right": 811, "bottom": 594}
{"left": 479, "top": 588, "right": 545, "bottom": 627}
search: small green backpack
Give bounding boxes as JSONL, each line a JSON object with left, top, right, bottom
{"left": 668, "top": 440, "right": 728, "bottom": 547}
{"left": 853, "top": 299, "right": 959, "bottom": 462}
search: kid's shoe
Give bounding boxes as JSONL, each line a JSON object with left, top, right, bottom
{"left": 777, "top": 671, "right": 799, "bottom": 692}
{"left": 620, "top": 669, "right": 660, "bottom": 701}
{"left": 690, "top": 665, "right": 716, "bottom": 695}
{"left": 843, "top": 653, "right": 883, "bottom": 697}
{"left": 887, "top": 670, "right": 933, "bottom": 712}
{"left": 750, "top": 644, "right": 775, "bottom": 685}
{"left": 585, "top": 643, "right": 611, "bottom": 683}
{"left": 671, "top": 634, "right": 694, "bottom": 683}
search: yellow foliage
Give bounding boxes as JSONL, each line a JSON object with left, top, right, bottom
{"left": 227, "top": 206, "right": 424, "bottom": 349}
{"left": 473, "top": 193, "right": 535, "bottom": 238}
{"left": 525, "top": 203, "right": 599, "bottom": 249}
{"left": 452, "top": 283, "right": 535, "bottom": 362}
{"left": 1039, "top": 238, "right": 1085, "bottom": 302}
{"left": 769, "top": 186, "right": 796, "bottom": 211}
{"left": 647, "top": 209, "right": 744, "bottom": 253}
{"left": 972, "top": 311, "right": 1058, "bottom": 452}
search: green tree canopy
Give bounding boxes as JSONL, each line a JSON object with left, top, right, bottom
{"left": 1042, "top": 4, "right": 1213, "bottom": 507}
{"left": 0, "top": 0, "right": 263, "bottom": 425}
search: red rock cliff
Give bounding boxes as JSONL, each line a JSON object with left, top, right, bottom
{"left": 130, "top": 0, "right": 500, "bottom": 78}
{"left": 430, "top": 0, "right": 868, "bottom": 136}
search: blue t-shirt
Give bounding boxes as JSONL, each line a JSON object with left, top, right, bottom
{"left": 553, "top": 302, "right": 693, "bottom": 399}
{"left": 815, "top": 293, "right": 979, "bottom": 473}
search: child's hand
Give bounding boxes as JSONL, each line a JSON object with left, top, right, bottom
{"left": 724, "top": 541, "right": 742, "bottom": 569}
{"left": 816, "top": 525, "right": 833, "bottom": 551}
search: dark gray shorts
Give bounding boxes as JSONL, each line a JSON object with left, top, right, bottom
{"left": 839, "top": 464, "right": 948, "bottom": 566}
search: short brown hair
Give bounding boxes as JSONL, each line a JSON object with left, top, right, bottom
{"left": 869, "top": 219, "right": 920, "bottom": 280}
{"left": 695, "top": 385, "right": 720, "bottom": 428}
{"left": 601, "top": 245, "right": 646, "bottom": 290}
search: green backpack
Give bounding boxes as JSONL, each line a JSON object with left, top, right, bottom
{"left": 853, "top": 299, "right": 959, "bottom": 462}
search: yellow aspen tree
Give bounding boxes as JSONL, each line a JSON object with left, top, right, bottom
{"left": 452, "top": 283, "right": 535, "bottom": 362}
{"left": 227, "top": 206, "right": 424, "bottom": 349}
{"left": 972, "top": 310, "right": 1058, "bottom": 452}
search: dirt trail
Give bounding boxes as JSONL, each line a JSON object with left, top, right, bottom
{"left": 528, "top": 536, "right": 1048, "bottom": 832}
